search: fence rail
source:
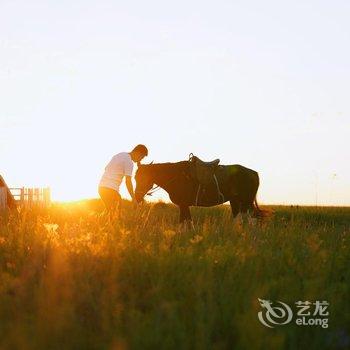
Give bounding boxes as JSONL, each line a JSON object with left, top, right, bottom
{"left": 0, "top": 175, "right": 51, "bottom": 210}
{"left": 9, "top": 187, "right": 51, "bottom": 206}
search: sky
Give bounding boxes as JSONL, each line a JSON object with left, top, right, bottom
{"left": 1, "top": 0, "right": 349, "bottom": 205}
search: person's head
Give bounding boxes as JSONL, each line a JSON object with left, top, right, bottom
{"left": 130, "top": 144, "right": 148, "bottom": 163}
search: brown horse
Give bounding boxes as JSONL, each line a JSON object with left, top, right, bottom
{"left": 135, "top": 161, "right": 262, "bottom": 223}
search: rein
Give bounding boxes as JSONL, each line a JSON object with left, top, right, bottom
{"left": 146, "top": 171, "right": 186, "bottom": 196}
{"left": 146, "top": 185, "right": 161, "bottom": 196}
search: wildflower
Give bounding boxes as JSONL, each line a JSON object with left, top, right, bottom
{"left": 306, "top": 233, "right": 321, "bottom": 252}
{"left": 163, "top": 229, "right": 176, "bottom": 238}
{"left": 43, "top": 223, "right": 59, "bottom": 233}
{"left": 6, "top": 262, "right": 15, "bottom": 269}
{"left": 190, "top": 235, "right": 203, "bottom": 244}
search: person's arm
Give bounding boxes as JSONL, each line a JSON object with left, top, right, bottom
{"left": 125, "top": 176, "right": 135, "bottom": 201}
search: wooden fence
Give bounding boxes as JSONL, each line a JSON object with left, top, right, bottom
{"left": 9, "top": 187, "right": 51, "bottom": 207}
{"left": 0, "top": 176, "right": 51, "bottom": 210}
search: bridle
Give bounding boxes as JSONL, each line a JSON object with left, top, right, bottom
{"left": 137, "top": 171, "right": 187, "bottom": 198}
{"left": 146, "top": 185, "right": 161, "bottom": 196}
{"left": 134, "top": 181, "right": 162, "bottom": 198}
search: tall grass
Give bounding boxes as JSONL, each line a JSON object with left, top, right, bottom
{"left": 0, "top": 201, "right": 349, "bottom": 349}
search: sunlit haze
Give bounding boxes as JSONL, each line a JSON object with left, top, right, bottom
{"left": 1, "top": 0, "right": 349, "bottom": 205}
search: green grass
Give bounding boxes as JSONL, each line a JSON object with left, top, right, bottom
{"left": 0, "top": 201, "right": 349, "bottom": 349}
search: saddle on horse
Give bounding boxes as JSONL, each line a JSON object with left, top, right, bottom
{"left": 188, "top": 153, "right": 224, "bottom": 205}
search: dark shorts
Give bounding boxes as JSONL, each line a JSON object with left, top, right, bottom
{"left": 98, "top": 186, "right": 121, "bottom": 210}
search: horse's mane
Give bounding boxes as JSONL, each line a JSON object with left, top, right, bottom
{"left": 151, "top": 161, "right": 188, "bottom": 167}
{"left": 150, "top": 161, "right": 188, "bottom": 170}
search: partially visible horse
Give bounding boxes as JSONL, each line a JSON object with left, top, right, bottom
{"left": 135, "top": 158, "right": 263, "bottom": 223}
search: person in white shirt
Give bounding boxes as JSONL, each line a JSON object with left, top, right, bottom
{"left": 98, "top": 144, "right": 148, "bottom": 212}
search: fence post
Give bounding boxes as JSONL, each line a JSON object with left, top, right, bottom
{"left": 34, "top": 188, "right": 39, "bottom": 203}
{"left": 44, "top": 187, "right": 51, "bottom": 206}
{"left": 28, "top": 188, "right": 33, "bottom": 205}
{"left": 20, "top": 187, "right": 24, "bottom": 205}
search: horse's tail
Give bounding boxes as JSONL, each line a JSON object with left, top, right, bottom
{"left": 252, "top": 197, "right": 272, "bottom": 218}
{"left": 250, "top": 171, "right": 272, "bottom": 218}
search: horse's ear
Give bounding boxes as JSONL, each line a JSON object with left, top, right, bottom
{"left": 137, "top": 162, "right": 146, "bottom": 169}
{"left": 138, "top": 160, "right": 153, "bottom": 168}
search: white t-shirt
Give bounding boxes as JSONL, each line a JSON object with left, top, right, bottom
{"left": 99, "top": 152, "right": 134, "bottom": 191}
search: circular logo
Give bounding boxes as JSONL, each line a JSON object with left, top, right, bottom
{"left": 258, "top": 298, "right": 293, "bottom": 328}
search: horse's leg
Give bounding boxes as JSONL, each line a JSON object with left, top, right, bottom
{"left": 229, "top": 199, "right": 240, "bottom": 219}
{"left": 179, "top": 205, "right": 186, "bottom": 223}
{"left": 240, "top": 201, "right": 259, "bottom": 226}
{"left": 179, "top": 205, "right": 192, "bottom": 224}
{"left": 240, "top": 202, "right": 252, "bottom": 226}
{"left": 229, "top": 198, "right": 248, "bottom": 226}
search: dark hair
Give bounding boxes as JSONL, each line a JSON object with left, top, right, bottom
{"left": 132, "top": 144, "right": 148, "bottom": 156}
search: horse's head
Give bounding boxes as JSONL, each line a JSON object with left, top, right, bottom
{"left": 135, "top": 164, "right": 154, "bottom": 203}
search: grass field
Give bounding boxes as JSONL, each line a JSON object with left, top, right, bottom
{"left": 0, "top": 201, "right": 349, "bottom": 350}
